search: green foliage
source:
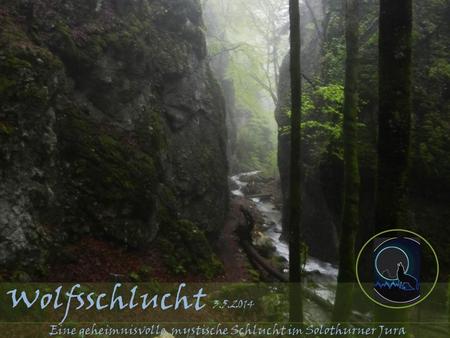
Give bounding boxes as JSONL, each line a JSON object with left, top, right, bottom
{"left": 414, "top": 114, "right": 450, "bottom": 184}
{"left": 410, "top": 0, "right": 450, "bottom": 195}
{"left": 429, "top": 58, "right": 450, "bottom": 81}
{"left": 282, "top": 84, "right": 347, "bottom": 176}
{"left": 235, "top": 114, "right": 277, "bottom": 176}
{"left": 314, "top": 0, "right": 450, "bottom": 277}
{"left": 248, "top": 268, "right": 261, "bottom": 282}
{"left": 322, "top": 38, "right": 346, "bottom": 83}
{"left": 260, "top": 293, "right": 286, "bottom": 321}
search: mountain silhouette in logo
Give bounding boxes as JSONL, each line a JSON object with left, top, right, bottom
{"left": 375, "top": 263, "right": 419, "bottom": 292}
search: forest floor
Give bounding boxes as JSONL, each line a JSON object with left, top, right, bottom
{"left": 214, "top": 197, "right": 256, "bottom": 282}
{"left": 22, "top": 172, "right": 280, "bottom": 283}
{"left": 40, "top": 197, "right": 258, "bottom": 283}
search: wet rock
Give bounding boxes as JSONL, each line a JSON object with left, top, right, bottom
{"left": 0, "top": 0, "right": 228, "bottom": 271}
{"left": 253, "top": 231, "right": 276, "bottom": 258}
{"left": 228, "top": 178, "right": 240, "bottom": 191}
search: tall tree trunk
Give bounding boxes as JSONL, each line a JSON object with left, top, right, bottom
{"left": 376, "top": 0, "right": 412, "bottom": 231}
{"left": 375, "top": 0, "right": 413, "bottom": 325}
{"left": 288, "top": 0, "right": 303, "bottom": 323}
{"left": 332, "top": 0, "right": 360, "bottom": 322}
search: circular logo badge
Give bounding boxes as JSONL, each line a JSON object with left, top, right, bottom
{"left": 356, "top": 229, "right": 439, "bottom": 309}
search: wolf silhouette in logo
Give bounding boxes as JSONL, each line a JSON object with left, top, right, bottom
{"left": 397, "top": 262, "right": 418, "bottom": 291}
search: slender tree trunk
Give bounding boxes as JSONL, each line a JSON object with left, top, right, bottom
{"left": 288, "top": 0, "right": 303, "bottom": 324}
{"left": 376, "top": 0, "right": 412, "bottom": 232}
{"left": 273, "top": 43, "right": 280, "bottom": 92}
{"left": 375, "top": 0, "right": 413, "bottom": 325}
{"left": 332, "top": 0, "right": 360, "bottom": 322}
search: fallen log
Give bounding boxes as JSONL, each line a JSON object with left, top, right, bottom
{"left": 237, "top": 204, "right": 336, "bottom": 314}
{"left": 240, "top": 238, "right": 334, "bottom": 310}
{"left": 241, "top": 239, "right": 288, "bottom": 282}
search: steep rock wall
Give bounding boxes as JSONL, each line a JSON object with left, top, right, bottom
{"left": 0, "top": 0, "right": 228, "bottom": 270}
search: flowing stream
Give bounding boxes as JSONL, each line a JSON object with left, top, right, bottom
{"left": 231, "top": 172, "right": 445, "bottom": 326}
{"left": 231, "top": 171, "right": 338, "bottom": 303}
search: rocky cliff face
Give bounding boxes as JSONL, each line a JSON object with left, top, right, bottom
{"left": 0, "top": 0, "right": 228, "bottom": 272}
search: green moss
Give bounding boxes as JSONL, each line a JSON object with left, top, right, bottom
{"left": 159, "top": 219, "right": 223, "bottom": 279}
{"left": 0, "top": 76, "right": 16, "bottom": 102}
{"left": 0, "top": 15, "right": 63, "bottom": 108}
{"left": 85, "top": 35, "right": 107, "bottom": 57}
{"left": 59, "top": 111, "right": 160, "bottom": 220}
{"left": 0, "top": 121, "right": 14, "bottom": 136}
{"left": 135, "top": 109, "right": 167, "bottom": 154}
{"left": 158, "top": 185, "right": 177, "bottom": 209}
{"left": 52, "top": 22, "right": 97, "bottom": 77}
{"left": 129, "top": 272, "right": 141, "bottom": 282}
{"left": 18, "top": 83, "right": 49, "bottom": 107}
{"left": 4, "top": 56, "right": 32, "bottom": 70}
{"left": 0, "top": 76, "right": 16, "bottom": 94}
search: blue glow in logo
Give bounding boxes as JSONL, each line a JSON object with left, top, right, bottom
{"left": 373, "top": 237, "right": 421, "bottom": 304}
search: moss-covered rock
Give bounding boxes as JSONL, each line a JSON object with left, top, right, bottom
{"left": 159, "top": 219, "right": 223, "bottom": 279}
{"left": 57, "top": 108, "right": 162, "bottom": 246}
